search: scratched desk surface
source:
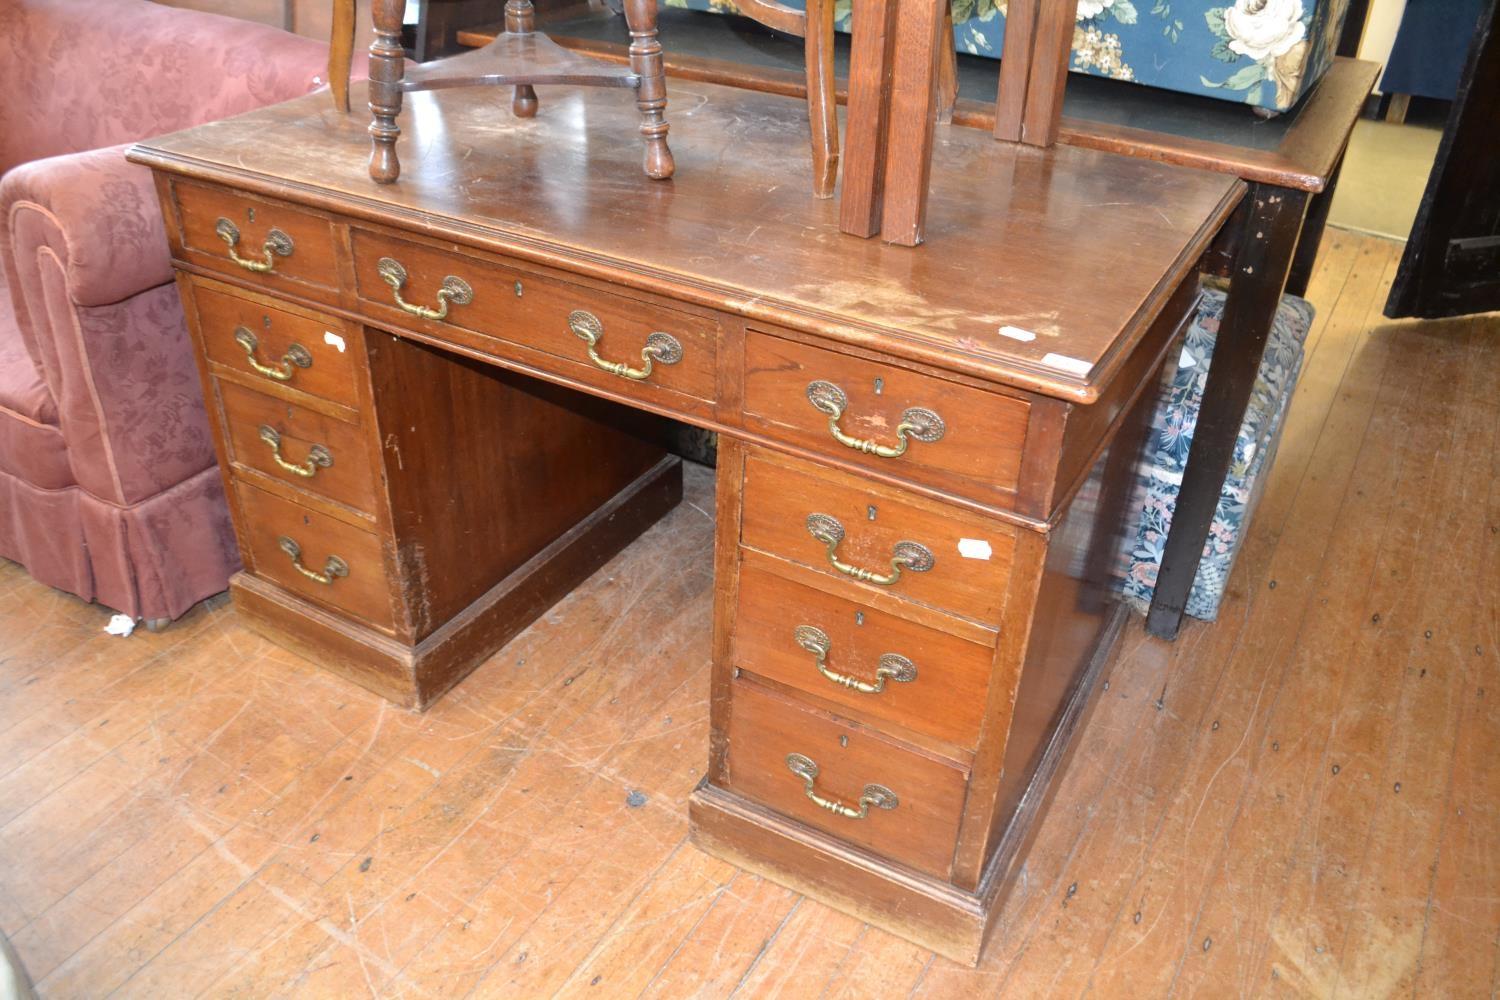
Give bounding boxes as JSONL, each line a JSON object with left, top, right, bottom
{"left": 135, "top": 77, "right": 1241, "bottom": 402}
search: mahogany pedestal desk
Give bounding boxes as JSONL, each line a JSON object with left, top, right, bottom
{"left": 130, "top": 79, "right": 1241, "bottom": 964}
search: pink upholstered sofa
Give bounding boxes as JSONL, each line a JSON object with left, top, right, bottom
{"left": 0, "top": 0, "right": 338, "bottom": 625}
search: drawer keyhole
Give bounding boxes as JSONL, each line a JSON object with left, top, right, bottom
{"left": 855, "top": 611, "right": 864, "bottom": 626}
{"left": 839, "top": 735, "right": 849, "bottom": 748}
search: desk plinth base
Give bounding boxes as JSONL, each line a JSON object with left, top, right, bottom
{"left": 231, "top": 457, "right": 683, "bottom": 711}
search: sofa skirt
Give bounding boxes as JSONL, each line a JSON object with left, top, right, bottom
{"left": 0, "top": 465, "right": 239, "bottom": 621}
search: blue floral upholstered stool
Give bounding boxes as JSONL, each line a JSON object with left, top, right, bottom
{"left": 1119, "top": 287, "right": 1315, "bottom": 621}
{"left": 668, "top": 0, "right": 1352, "bottom": 112}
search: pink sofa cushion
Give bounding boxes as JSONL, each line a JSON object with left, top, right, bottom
{"left": 0, "top": 280, "right": 55, "bottom": 424}
{"left": 0, "top": 0, "right": 334, "bottom": 175}
{"left": 0, "top": 407, "right": 71, "bottom": 492}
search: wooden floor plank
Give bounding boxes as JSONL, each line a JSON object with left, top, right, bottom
{"left": 1162, "top": 244, "right": 1412, "bottom": 996}
{"left": 1409, "top": 314, "right": 1500, "bottom": 998}
{"left": 1332, "top": 315, "right": 1499, "bottom": 997}
{"left": 1256, "top": 309, "right": 1475, "bottom": 996}
{"left": 1080, "top": 241, "right": 1410, "bottom": 998}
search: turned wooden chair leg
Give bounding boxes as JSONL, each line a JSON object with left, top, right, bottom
{"left": 368, "top": 0, "right": 406, "bottom": 183}
{"left": 623, "top": 0, "right": 674, "bottom": 180}
{"left": 507, "top": 0, "right": 541, "bottom": 117}
{"left": 805, "top": 0, "right": 839, "bottom": 198}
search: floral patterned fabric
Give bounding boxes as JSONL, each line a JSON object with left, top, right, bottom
{"left": 1118, "top": 286, "right": 1314, "bottom": 621}
{"left": 0, "top": 0, "right": 334, "bottom": 620}
{"left": 667, "top": 0, "right": 1350, "bottom": 111}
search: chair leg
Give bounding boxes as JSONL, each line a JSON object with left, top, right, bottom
{"left": 624, "top": 0, "right": 675, "bottom": 180}
{"left": 330, "top": 0, "right": 356, "bottom": 112}
{"left": 937, "top": 7, "right": 958, "bottom": 124}
{"left": 805, "top": 0, "right": 840, "bottom": 198}
{"left": 369, "top": 0, "right": 406, "bottom": 184}
{"left": 507, "top": 1, "right": 540, "bottom": 117}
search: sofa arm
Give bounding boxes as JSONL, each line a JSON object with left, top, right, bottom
{"left": 1, "top": 144, "right": 216, "bottom": 507}
{"left": 1, "top": 144, "right": 172, "bottom": 312}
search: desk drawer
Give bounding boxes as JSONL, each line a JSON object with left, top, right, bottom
{"left": 348, "top": 230, "right": 719, "bottom": 405}
{"left": 193, "top": 284, "right": 360, "bottom": 408}
{"left": 236, "top": 483, "right": 394, "bottom": 631}
{"left": 173, "top": 182, "right": 338, "bottom": 296}
{"left": 725, "top": 679, "right": 967, "bottom": 879}
{"left": 740, "top": 452, "right": 1016, "bottom": 626}
{"left": 734, "top": 563, "right": 994, "bottom": 750}
{"left": 219, "top": 380, "right": 376, "bottom": 515}
{"left": 743, "top": 333, "right": 1030, "bottom": 502}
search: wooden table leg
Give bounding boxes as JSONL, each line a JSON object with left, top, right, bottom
{"left": 1145, "top": 183, "right": 1310, "bottom": 640}
{"left": 1286, "top": 155, "right": 1346, "bottom": 297}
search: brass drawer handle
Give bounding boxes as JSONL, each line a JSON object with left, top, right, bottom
{"left": 805, "top": 513, "right": 934, "bottom": 587}
{"left": 257, "top": 426, "right": 333, "bottom": 478}
{"left": 568, "top": 310, "right": 682, "bottom": 382}
{"left": 806, "top": 381, "right": 944, "bottom": 459}
{"left": 793, "top": 625, "right": 917, "bottom": 695}
{"left": 785, "top": 753, "right": 898, "bottom": 820}
{"left": 216, "top": 218, "right": 294, "bottom": 273}
{"left": 376, "top": 257, "right": 474, "bottom": 321}
{"left": 233, "top": 326, "right": 312, "bottom": 382}
{"left": 276, "top": 536, "right": 348, "bottom": 585}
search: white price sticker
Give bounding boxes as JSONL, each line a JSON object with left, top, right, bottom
{"left": 958, "top": 538, "right": 993, "bottom": 561}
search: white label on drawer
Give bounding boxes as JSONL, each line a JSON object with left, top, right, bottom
{"left": 998, "top": 325, "right": 1037, "bottom": 342}
{"left": 958, "top": 538, "right": 993, "bottom": 560}
{"left": 324, "top": 331, "right": 347, "bottom": 353}
{"left": 1041, "top": 353, "right": 1093, "bottom": 376}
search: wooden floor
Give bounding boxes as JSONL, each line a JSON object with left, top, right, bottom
{"left": 0, "top": 231, "right": 1495, "bottom": 998}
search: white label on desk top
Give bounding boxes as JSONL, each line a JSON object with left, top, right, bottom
{"left": 1041, "top": 353, "right": 1093, "bottom": 376}
{"left": 1179, "top": 346, "right": 1197, "bottom": 370}
{"left": 958, "top": 538, "right": 993, "bottom": 561}
{"left": 324, "top": 331, "right": 347, "bottom": 353}
{"left": 998, "top": 326, "right": 1037, "bottom": 342}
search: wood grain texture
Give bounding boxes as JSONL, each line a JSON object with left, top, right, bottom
{"left": 170, "top": 178, "right": 341, "bottom": 299}
{"left": 733, "top": 561, "right": 995, "bottom": 751}
{"left": 131, "top": 78, "right": 1240, "bottom": 403}
{"left": 217, "top": 379, "right": 375, "bottom": 515}
{"left": 1017, "top": 0, "right": 1079, "bottom": 147}
{"left": 838, "top": 0, "right": 896, "bottom": 238}
{"left": 738, "top": 449, "right": 1018, "bottom": 626}
{"left": 190, "top": 279, "right": 362, "bottom": 409}
{"left": 349, "top": 227, "right": 722, "bottom": 406}
{"left": 993, "top": 0, "right": 1040, "bottom": 142}
{"left": 459, "top": 19, "right": 1372, "bottom": 192}
{"left": 1, "top": 245, "right": 1497, "bottom": 991}
{"left": 875, "top": 0, "right": 948, "bottom": 246}
{"left": 723, "top": 677, "right": 970, "bottom": 879}
{"left": 741, "top": 330, "right": 1030, "bottom": 505}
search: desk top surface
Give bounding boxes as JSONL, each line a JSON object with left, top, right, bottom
{"left": 133, "top": 77, "right": 1243, "bottom": 402}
